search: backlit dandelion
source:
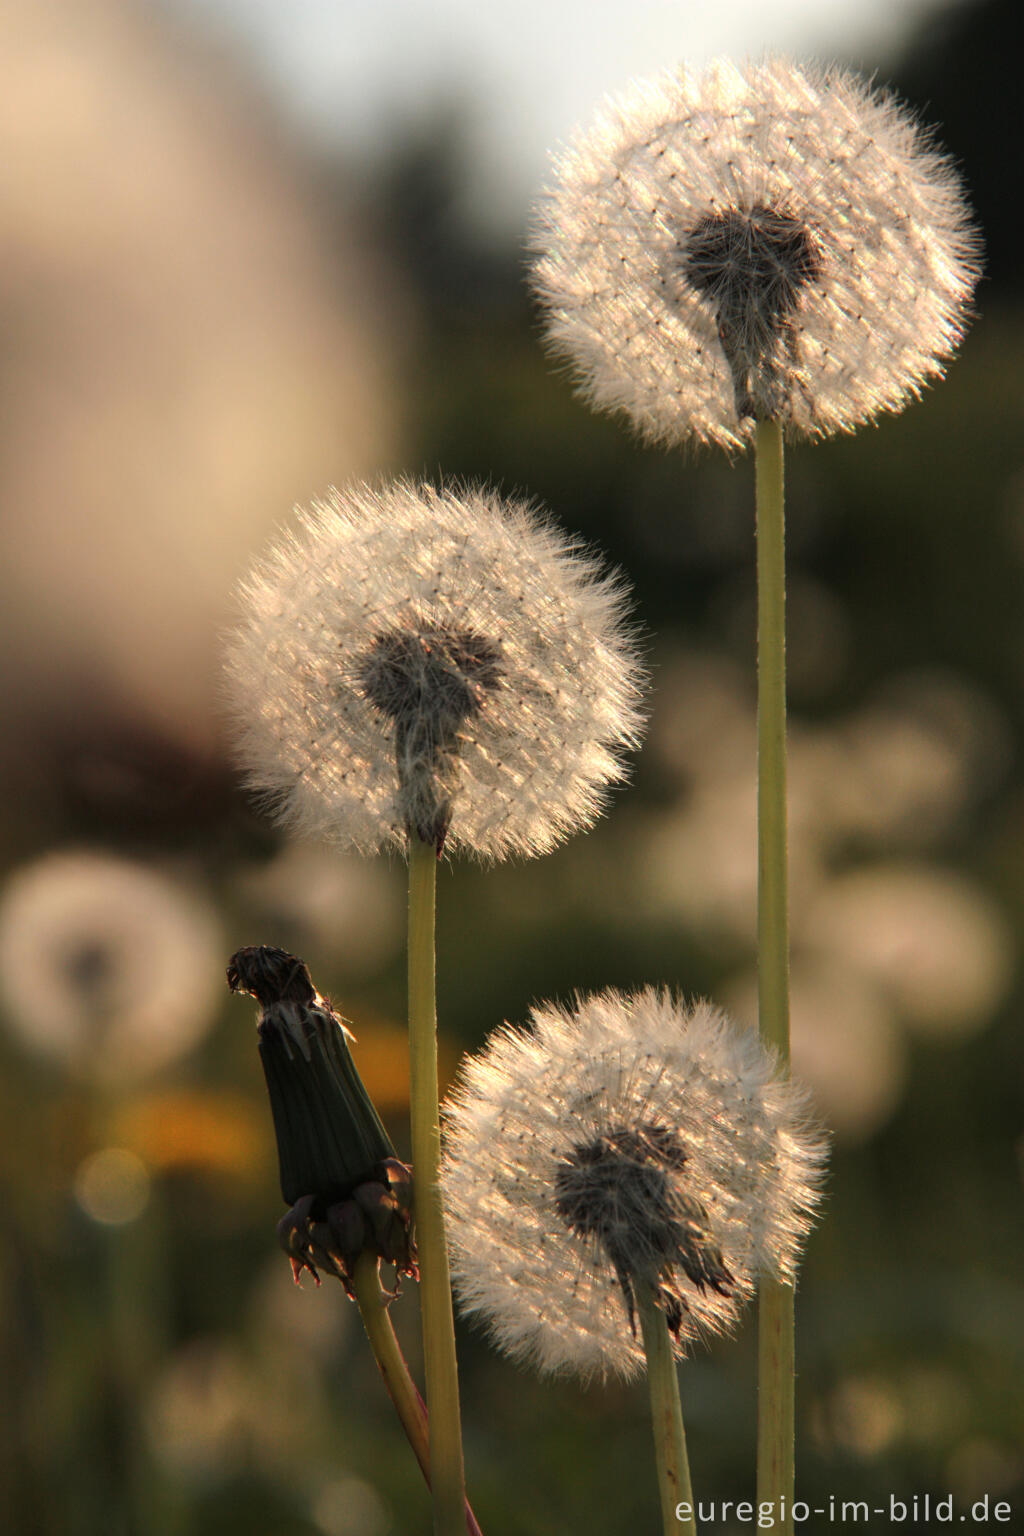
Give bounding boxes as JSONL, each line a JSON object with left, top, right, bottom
{"left": 534, "top": 59, "right": 976, "bottom": 1517}
{"left": 532, "top": 57, "right": 980, "bottom": 450}
{"left": 224, "top": 479, "right": 644, "bottom": 860}
{"left": 226, "top": 477, "right": 644, "bottom": 1535}
{"left": 443, "top": 988, "right": 826, "bottom": 1381}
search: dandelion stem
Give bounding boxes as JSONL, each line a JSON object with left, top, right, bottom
{"left": 754, "top": 415, "right": 795, "bottom": 1532}
{"left": 636, "top": 1283, "right": 697, "bottom": 1536}
{"left": 408, "top": 834, "right": 467, "bottom": 1536}
{"left": 754, "top": 418, "right": 790, "bottom": 1068}
{"left": 350, "top": 1252, "right": 483, "bottom": 1536}
{"left": 757, "top": 1276, "right": 795, "bottom": 1527}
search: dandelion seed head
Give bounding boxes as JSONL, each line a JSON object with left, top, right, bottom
{"left": 442, "top": 987, "right": 827, "bottom": 1380}
{"left": 0, "top": 850, "right": 222, "bottom": 1086}
{"left": 224, "top": 480, "right": 645, "bottom": 860}
{"left": 531, "top": 57, "right": 980, "bottom": 449}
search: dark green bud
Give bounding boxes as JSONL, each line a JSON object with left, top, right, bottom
{"left": 228, "top": 946, "right": 417, "bottom": 1291}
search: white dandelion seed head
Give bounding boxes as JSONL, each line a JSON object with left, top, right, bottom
{"left": 531, "top": 57, "right": 981, "bottom": 450}
{"left": 442, "top": 987, "right": 827, "bottom": 1381}
{"left": 0, "top": 850, "right": 222, "bottom": 1086}
{"left": 224, "top": 480, "right": 645, "bottom": 861}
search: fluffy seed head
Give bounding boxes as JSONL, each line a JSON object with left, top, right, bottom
{"left": 0, "top": 851, "right": 221, "bottom": 1085}
{"left": 224, "top": 480, "right": 645, "bottom": 860}
{"left": 531, "top": 57, "right": 981, "bottom": 449}
{"left": 442, "top": 988, "right": 827, "bottom": 1380}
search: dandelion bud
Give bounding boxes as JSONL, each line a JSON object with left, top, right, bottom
{"left": 442, "top": 989, "right": 827, "bottom": 1379}
{"left": 531, "top": 58, "right": 981, "bottom": 449}
{"left": 223, "top": 479, "right": 645, "bottom": 860}
{"left": 227, "top": 945, "right": 416, "bottom": 1292}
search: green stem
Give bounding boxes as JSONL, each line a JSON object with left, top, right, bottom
{"left": 636, "top": 1284, "right": 697, "bottom": 1536}
{"left": 757, "top": 1277, "right": 795, "bottom": 1528}
{"left": 754, "top": 416, "right": 795, "bottom": 1533}
{"left": 350, "top": 1254, "right": 482, "bottom": 1536}
{"left": 754, "top": 418, "right": 790, "bottom": 1069}
{"left": 407, "top": 835, "right": 466, "bottom": 1536}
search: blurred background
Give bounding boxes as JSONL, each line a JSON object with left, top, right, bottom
{"left": 0, "top": 0, "right": 1021, "bottom": 1532}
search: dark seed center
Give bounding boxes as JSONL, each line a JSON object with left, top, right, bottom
{"left": 358, "top": 621, "right": 502, "bottom": 735}
{"left": 554, "top": 1120, "right": 734, "bottom": 1334}
{"left": 60, "top": 940, "right": 117, "bottom": 1004}
{"left": 355, "top": 621, "right": 503, "bottom": 851}
{"left": 555, "top": 1122, "right": 690, "bottom": 1249}
{"left": 680, "top": 204, "right": 821, "bottom": 420}
{"left": 682, "top": 204, "right": 821, "bottom": 323}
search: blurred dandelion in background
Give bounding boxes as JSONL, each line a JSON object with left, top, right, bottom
{"left": 147, "top": 1338, "right": 270, "bottom": 1480}
{"left": 806, "top": 863, "right": 1014, "bottom": 1040}
{"left": 633, "top": 646, "right": 1015, "bottom": 1136}
{"left": 232, "top": 840, "right": 404, "bottom": 975}
{"left": 724, "top": 962, "right": 908, "bottom": 1141}
{"left": 0, "top": 849, "right": 222, "bottom": 1084}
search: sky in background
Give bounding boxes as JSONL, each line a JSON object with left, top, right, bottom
{"left": 169, "top": 0, "right": 950, "bottom": 229}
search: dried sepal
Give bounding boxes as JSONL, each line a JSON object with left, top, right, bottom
{"left": 276, "top": 1159, "right": 419, "bottom": 1296}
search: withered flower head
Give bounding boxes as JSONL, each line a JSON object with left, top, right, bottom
{"left": 228, "top": 945, "right": 416, "bottom": 1293}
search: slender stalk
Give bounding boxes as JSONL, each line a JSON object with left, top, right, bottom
{"left": 350, "top": 1254, "right": 482, "bottom": 1536}
{"left": 754, "top": 416, "right": 795, "bottom": 1532}
{"left": 757, "top": 1276, "right": 795, "bottom": 1526}
{"left": 407, "top": 834, "right": 466, "bottom": 1536}
{"left": 636, "top": 1284, "right": 697, "bottom": 1536}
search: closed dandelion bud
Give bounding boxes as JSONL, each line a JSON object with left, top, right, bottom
{"left": 442, "top": 989, "right": 827, "bottom": 1380}
{"left": 227, "top": 945, "right": 416, "bottom": 1291}
{"left": 531, "top": 57, "right": 981, "bottom": 449}
{"left": 223, "top": 479, "right": 645, "bottom": 860}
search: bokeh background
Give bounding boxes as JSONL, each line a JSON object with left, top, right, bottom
{"left": 1, "top": 1, "right": 1021, "bottom": 1532}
